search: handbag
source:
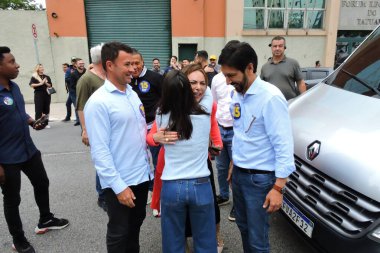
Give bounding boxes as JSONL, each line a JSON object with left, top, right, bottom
{"left": 46, "top": 87, "right": 56, "bottom": 95}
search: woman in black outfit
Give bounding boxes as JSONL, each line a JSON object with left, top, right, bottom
{"left": 29, "top": 64, "right": 53, "bottom": 127}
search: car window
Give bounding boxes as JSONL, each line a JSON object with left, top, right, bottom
{"left": 301, "top": 71, "right": 307, "bottom": 80}
{"left": 310, "top": 71, "right": 329, "bottom": 79}
{"left": 326, "top": 27, "right": 380, "bottom": 98}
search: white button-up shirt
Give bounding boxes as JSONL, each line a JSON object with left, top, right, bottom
{"left": 211, "top": 72, "right": 234, "bottom": 127}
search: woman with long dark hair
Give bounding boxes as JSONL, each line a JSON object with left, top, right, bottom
{"left": 155, "top": 70, "right": 217, "bottom": 252}
{"left": 148, "top": 64, "right": 224, "bottom": 251}
{"left": 29, "top": 64, "right": 53, "bottom": 127}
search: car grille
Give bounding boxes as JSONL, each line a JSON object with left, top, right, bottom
{"left": 285, "top": 156, "right": 380, "bottom": 237}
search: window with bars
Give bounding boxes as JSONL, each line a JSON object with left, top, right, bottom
{"left": 243, "top": 0, "right": 325, "bottom": 30}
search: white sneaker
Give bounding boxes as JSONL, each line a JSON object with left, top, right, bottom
{"left": 45, "top": 125, "right": 51, "bottom": 129}
{"left": 152, "top": 209, "right": 160, "bottom": 217}
{"left": 147, "top": 191, "right": 153, "bottom": 205}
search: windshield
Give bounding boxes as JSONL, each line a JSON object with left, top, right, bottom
{"left": 326, "top": 26, "right": 380, "bottom": 98}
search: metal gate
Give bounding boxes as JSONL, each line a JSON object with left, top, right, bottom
{"left": 84, "top": 0, "right": 171, "bottom": 69}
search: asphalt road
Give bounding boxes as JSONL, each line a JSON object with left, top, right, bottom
{"left": 0, "top": 121, "right": 317, "bottom": 253}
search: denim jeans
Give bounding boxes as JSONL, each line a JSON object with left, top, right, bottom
{"left": 215, "top": 126, "right": 233, "bottom": 199}
{"left": 161, "top": 178, "right": 217, "bottom": 253}
{"left": 232, "top": 166, "right": 276, "bottom": 253}
{"left": 68, "top": 89, "right": 79, "bottom": 124}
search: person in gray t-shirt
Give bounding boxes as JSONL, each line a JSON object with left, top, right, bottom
{"left": 260, "top": 36, "right": 306, "bottom": 100}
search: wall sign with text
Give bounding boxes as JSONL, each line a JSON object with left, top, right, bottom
{"left": 339, "top": 0, "right": 380, "bottom": 30}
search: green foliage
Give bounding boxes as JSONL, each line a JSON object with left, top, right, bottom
{"left": 0, "top": 0, "right": 42, "bottom": 10}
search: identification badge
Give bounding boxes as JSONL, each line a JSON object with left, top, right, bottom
{"left": 3, "top": 97, "right": 14, "bottom": 105}
{"left": 233, "top": 103, "right": 241, "bottom": 119}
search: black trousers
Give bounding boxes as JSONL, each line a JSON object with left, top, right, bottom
{"left": 208, "top": 158, "right": 221, "bottom": 224}
{"left": 1, "top": 151, "right": 53, "bottom": 240}
{"left": 34, "top": 90, "right": 51, "bottom": 120}
{"left": 65, "top": 93, "right": 73, "bottom": 119}
{"left": 104, "top": 181, "right": 149, "bottom": 253}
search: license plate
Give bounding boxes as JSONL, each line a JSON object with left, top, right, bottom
{"left": 282, "top": 197, "right": 314, "bottom": 238}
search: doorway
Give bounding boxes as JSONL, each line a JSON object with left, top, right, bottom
{"left": 178, "top": 44, "right": 197, "bottom": 62}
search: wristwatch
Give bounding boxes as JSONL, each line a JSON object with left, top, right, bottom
{"left": 272, "top": 184, "right": 286, "bottom": 194}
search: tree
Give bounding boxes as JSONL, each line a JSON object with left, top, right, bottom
{"left": 0, "top": 0, "right": 42, "bottom": 10}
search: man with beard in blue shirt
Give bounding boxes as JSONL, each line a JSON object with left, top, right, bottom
{"left": 219, "top": 41, "right": 295, "bottom": 253}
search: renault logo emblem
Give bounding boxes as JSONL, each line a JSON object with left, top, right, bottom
{"left": 307, "top": 141, "right": 321, "bottom": 161}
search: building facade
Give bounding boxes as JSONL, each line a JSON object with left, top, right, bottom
{"left": 3, "top": 0, "right": 380, "bottom": 102}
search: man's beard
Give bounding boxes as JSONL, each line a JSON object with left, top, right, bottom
{"left": 231, "top": 73, "right": 248, "bottom": 94}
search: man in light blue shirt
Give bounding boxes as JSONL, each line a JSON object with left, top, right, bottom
{"left": 84, "top": 42, "right": 152, "bottom": 253}
{"left": 219, "top": 41, "right": 295, "bottom": 253}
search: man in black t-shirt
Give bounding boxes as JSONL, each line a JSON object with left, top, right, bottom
{"left": 131, "top": 49, "right": 163, "bottom": 203}
{"left": 69, "top": 58, "right": 86, "bottom": 126}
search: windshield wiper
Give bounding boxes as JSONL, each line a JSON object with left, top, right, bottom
{"left": 341, "top": 68, "right": 380, "bottom": 96}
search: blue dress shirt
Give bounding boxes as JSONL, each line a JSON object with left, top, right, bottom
{"left": 84, "top": 79, "right": 152, "bottom": 194}
{"left": 230, "top": 77, "right": 295, "bottom": 178}
{"left": 0, "top": 81, "right": 37, "bottom": 164}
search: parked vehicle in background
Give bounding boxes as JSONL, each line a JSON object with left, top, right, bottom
{"left": 282, "top": 24, "right": 380, "bottom": 253}
{"left": 301, "top": 67, "right": 333, "bottom": 89}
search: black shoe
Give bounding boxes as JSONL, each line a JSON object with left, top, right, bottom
{"left": 35, "top": 216, "right": 69, "bottom": 234}
{"left": 228, "top": 207, "right": 236, "bottom": 222}
{"left": 61, "top": 118, "right": 70, "bottom": 122}
{"left": 74, "top": 122, "right": 80, "bottom": 126}
{"left": 12, "top": 237, "right": 35, "bottom": 253}
{"left": 216, "top": 195, "right": 230, "bottom": 206}
{"left": 97, "top": 199, "right": 108, "bottom": 212}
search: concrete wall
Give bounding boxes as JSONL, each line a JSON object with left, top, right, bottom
{"left": 224, "top": 0, "right": 340, "bottom": 68}
{"left": 0, "top": 9, "right": 89, "bottom": 103}
{"left": 172, "top": 37, "right": 226, "bottom": 59}
{"left": 171, "top": 0, "right": 339, "bottom": 70}
{"left": 173, "top": 36, "right": 325, "bottom": 73}
{"left": 49, "top": 36, "right": 89, "bottom": 103}
{"left": 46, "top": 0, "right": 89, "bottom": 102}
{"left": 0, "top": 10, "right": 55, "bottom": 103}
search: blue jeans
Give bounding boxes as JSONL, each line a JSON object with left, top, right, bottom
{"left": 232, "top": 167, "right": 276, "bottom": 253}
{"left": 68, "top": 90, "right": 79, "bottom": 124}
{"left": 161, "top": 178, "right": 217, "bottom": 253}
{"left": 215, "top": 126, "right": 233, "bottom": 199}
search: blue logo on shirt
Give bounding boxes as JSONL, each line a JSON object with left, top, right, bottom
{"left": 139, "top": 104, "right": 145, "bottom": 118}
{"left": 233, "top": 103, "right": 241, "bottom": 119}
{"left": 3, "top": 97, "right": 13, "bottom": 105}
{"left": 139, "top": 81, "right": 150, "bottom": 93}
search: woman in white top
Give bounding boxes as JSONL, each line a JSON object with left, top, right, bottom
{"left": 156, "top": 70, "right": 217, "bottom": 253}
